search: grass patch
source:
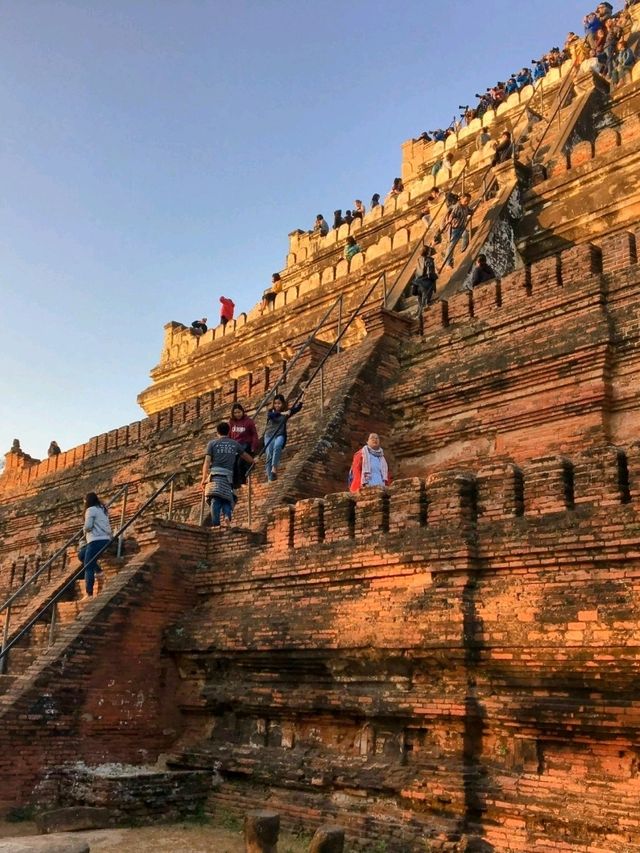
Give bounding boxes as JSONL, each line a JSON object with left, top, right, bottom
{"left": 214, "top": 807, "right": 242, "bottom": 833}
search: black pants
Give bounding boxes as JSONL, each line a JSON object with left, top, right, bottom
{"left": 414, "top": 276, "right": 436, "bottom": 312}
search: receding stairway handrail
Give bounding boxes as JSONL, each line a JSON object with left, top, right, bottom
{"left": 251, "top": 292, "right": 344, "bottom": 422}
{"left": 0, "top": 471, "right": 182, "bottom": 666}
{"left": 0, "top": 483, "right": 130, "bottom": 616}
{"left": 530, "top": 62, "right": 580, "bottom": 164}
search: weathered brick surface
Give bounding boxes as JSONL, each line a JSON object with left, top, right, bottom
{"left": 0, "top": 521, "right": 205, "bottom": 811}
{"left": 162, "top": 455, "right": 640, "bottom": 851}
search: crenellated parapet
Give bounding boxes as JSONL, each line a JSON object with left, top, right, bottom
{"left": 261, "top": 444, "right": 639, "bottom": 554}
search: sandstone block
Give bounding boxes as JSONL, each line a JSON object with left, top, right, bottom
{"left": 244, "top": 810, "right": 280, "bottom": 853}
{"left": 0, "top": 836, "right": 90, "bottom": 853}
{"left": 309, "top": 825, "right": 345, "bottom": 852}
{"left": 36, "top": 806, "right": 114, "bottom": 834}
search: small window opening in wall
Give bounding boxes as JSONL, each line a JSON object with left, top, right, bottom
{"left": 617, "top": 451, "right": 632, "bottom": 504}
{"left": 514, "top": 467, "right": 525, "bottom": 517}
{"left": 563, "top": 460, "right": 575, "bottom": 510}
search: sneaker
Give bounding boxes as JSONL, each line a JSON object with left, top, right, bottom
{"left": 271, "top": 470, "right": 278, "bottom": 481}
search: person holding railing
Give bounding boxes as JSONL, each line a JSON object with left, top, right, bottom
{"left": 229, "top": 403, "right": 259, "bottom": 486}
{"left": 82, "top": 492, "right": 112, "bottom": 600}
{"left": 263, "top": 394, "right": 303, "bottom": 483}
{"left": 202, "top": 423, "right": 254, "bottom": 526}
{"left": 412, "top": 246, "right": 438, "bottom": 316}
{"left": 491, "top": 131, "right": 513, "bottom": 167}
{"left": 442, "top": 193, "right": 473, "bottom": 269}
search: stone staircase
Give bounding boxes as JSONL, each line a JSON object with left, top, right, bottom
{"left": 1, "top": 548, "right": 128, "bottom": 676}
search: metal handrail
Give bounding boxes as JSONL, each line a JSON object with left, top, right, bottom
{"left": 0, "top": 483, "right": 130, "bottom": 615}
{"left": 251, "top": 292, "right": 344, "bottom": 422}
{"left": 530, "top": 62, "right": 579, "bottom": 163}
{"left": 0, "top": 472, "right": 181, "bottom": 666}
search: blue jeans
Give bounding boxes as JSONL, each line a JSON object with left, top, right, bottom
{"left": 211, "top": 497, "right": 233, "bottom": 526}
{"left": 84, "top": 539, "right": 107, "bottom": 596}
{"left": 265, "top": 434, "right": 286, "bottom": 481}
{"left": 445, "top": 227, "right": 469, "bottom": 268}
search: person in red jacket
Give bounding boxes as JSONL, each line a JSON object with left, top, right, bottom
{"left": 228, "top": 403, "right": 258, "bottom": 486}
{"left": 220, "top": 296, "right": 235, "bottom": 327}
{"left": 349, "top": 433, "right": 392, "bottom": 491}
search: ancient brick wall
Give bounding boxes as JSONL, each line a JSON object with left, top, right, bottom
{"left": 165, "top": 449, "right": 640, "bottom": 851}
{"left": 0, "top": 521, "right": 206, "bottom": 811}
{"left": 388, "top": 234, "right": 640, "bottom": 476}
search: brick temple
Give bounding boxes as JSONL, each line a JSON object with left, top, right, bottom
{"left": 2, "top": 16, "right": 640, "bottom": 850}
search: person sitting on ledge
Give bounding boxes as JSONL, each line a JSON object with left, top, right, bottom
{"left": 349, "top": 433, "right": 392, "bottom": 491}
{"left": 515, "top": 67, "right": 532, "bottom": 89}
{"left": 470, "top": 254, "right": 497, "bottom": 289}
{"left": 47, "top": 440, "right": 61, "bottom": 457}
{"left": 190, "top": 317, "right": 208, "bottom": 336}
{"left": 219, "top": 296, "right": 235, "bottom": 327}
{"left": 343, "top": 210, "right": 353, "bottom": 225}
{"left": 333, "top": 210, "right": 344, "bottom": 229}
{"left": 313, "top": 214, "right": 329, "bottom": 236}
{"left": 261, "top": 274, "right": 282, "bottom": 314}
{"left": 370, "top": 193, "right": 381, "bottom": 209}
{"left": 505, "top": 75, "right": 518, "bottom": 95}
{"left": 344, "top": 235, "right": 362, "bottom": 262}
{"left": 352, "top": 199, "right": 366, "bottom": 221}
{"left": 390, "top": 177, "right": 404, "bottom": 196}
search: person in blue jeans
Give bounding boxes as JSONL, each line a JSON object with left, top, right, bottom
{"left": 442, "top": 193, "right": 473, "bottom": 269}
{"left": 263, "top": 394, "right": 303, "bottom": 482}
{"left": 202, "top": 423, "right": 254, "bottom": 527}
{"left": 82, "top": 492, "right": 112, "bottom": 600}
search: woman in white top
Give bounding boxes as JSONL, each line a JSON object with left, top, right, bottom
{"left": 82, "top": 492, "right": 112, "bottom": 599}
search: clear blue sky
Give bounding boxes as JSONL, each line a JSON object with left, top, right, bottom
{"left": 1, "top": 0, "right": 593, "bottom": 461}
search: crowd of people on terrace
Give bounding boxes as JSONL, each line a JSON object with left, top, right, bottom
{"left": 184, "top": 2, "right": 637, "bottom": 342}
{"left": 413, "top": 0, "right": 636, "bottom": 144}
{"left": 79, "top": 413, "right": 392, "bottom": 597}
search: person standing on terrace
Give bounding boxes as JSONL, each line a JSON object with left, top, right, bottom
{"left": 220, "top": 296, "right": 235, "bottom": 327}
{"left": 349, "top": 433, "right": 392, "bottom": 491}
{"left": 263, "top": 394, "right": 303, "bottom": 483}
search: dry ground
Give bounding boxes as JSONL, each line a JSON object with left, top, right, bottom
{"left": 0, "top": 820, "right": 313, "bottom": 852}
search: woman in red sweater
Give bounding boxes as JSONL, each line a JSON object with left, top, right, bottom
{"left": 228, "top": 404, "right": 259, "bottom": 485}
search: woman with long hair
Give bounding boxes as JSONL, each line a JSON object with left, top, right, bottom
{"left": 262, "top": 394, "right": 303, "bottom": 483}
{"left": 228, "top": 402, "right": 259, "bottom": 486}
{"left": 82, "top": 492, "right": 112, "bottom": 600}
